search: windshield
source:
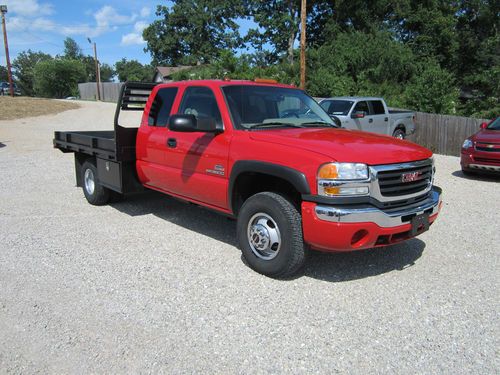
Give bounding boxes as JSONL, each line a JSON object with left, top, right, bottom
{"left": 487, "top": 117, "right": 500, "bottom": 130}
{"left": 326, "top": 100, "right": 354, "bottom": 116}
{"left": 222, "top": 85, "right": 335, "bottom": 129}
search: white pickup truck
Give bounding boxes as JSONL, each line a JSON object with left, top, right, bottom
{"left": 318, "top": 97, "right": 415, "bottom": 139}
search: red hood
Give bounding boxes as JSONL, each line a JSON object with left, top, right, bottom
{"left": 249, "top": 128, "right": 432, "bottom": 165}
{"left": 472, "top": 129, "right": 500, "bottom": 143}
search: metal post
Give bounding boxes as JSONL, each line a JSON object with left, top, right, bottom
{"left": 1, "top": 5, "right": 14, "bottom": 97}
{"left": 93, "top": 42, "right": 101, "bottom": 101}
{"left": 299, "top": 0, "right": 307, "bottom": 90}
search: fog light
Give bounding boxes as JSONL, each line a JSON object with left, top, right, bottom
{"left": 351, "top": 229, "right": 369, "bottom": 247}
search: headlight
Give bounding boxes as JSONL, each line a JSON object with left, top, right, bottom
{"left": 317, "top": 163, "right": 369, "bottom": 197}
{"left": 462, "top": 139, "right": 473, "bottom": 149}
{"left": 318, "top": 163, "right": 369, "bottom": 180}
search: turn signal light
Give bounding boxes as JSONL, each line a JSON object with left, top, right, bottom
{"left": 318, "top": 164, "right": 338, "bottom": 179}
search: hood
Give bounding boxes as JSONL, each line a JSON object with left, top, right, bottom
{"left": 472, "top": 129, "right": 500, "bottom": 143}
{"left": 249, "top": 128, "right": 432, "bottom": 165}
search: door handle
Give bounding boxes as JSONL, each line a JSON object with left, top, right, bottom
{"left": 384, "top": 117, "right": 389, "bottom": 121}
{"left": 167, "top": 138, "right": 177, "bottom": 148}
{"left": 368, "top": 118, "right": 373, "bottom": 123}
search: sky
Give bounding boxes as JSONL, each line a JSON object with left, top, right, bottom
{"left": 0, "top": 0, "right": 256, "bottom": 67}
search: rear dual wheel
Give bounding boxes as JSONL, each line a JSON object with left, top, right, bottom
{"left": 237, "top": 192, "right": 306, "bottom": 278}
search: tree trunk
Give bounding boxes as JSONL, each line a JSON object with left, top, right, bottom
{"left": 287, "top": 0, "right": 296, "bottom": 64}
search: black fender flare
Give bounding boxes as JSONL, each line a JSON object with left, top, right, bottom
{"left": 228, "top": 160, "right": 311, "bottom": 212}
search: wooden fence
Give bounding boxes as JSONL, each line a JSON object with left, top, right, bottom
{"left": 78, "top": 82, "right": 123, "bottom": 102}
{"left": 406, "top": 112, "right": 487, "bottom": 156}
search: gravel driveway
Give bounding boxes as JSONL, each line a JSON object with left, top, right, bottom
{"left": 0, "top": 101, "right": 498, "bottom": 373}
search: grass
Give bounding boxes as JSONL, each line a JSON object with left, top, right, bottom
{"left": 0, "top": 96, "right": 80, "bottom": 121}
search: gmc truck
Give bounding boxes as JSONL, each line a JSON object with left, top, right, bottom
{"left": 318, "top": 97, "right": 415, "bottom": 139}
{"left": 54, "top": 80, "right": 442, "bottom": 277}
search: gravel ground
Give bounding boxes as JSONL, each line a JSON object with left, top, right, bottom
{"left": 0, "top": 101, "right": 498, "bottom": 374}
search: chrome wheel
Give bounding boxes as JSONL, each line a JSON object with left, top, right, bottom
{"left": 84, "top": 168, "right": 95, "bottom": 195}
{"left": 247, "top": 213, "right": 281, "bottom": 260}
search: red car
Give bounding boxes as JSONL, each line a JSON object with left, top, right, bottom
{"left": 461, "top": 117, "right": 500, "bottom": 175}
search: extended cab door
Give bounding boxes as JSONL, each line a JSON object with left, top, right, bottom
{"left": 161, "top": 86, "right": 231, "bottom": 209}
{"left": 136, "top": 86, "right": 180, "bottom": 189}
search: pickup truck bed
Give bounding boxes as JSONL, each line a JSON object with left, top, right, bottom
{"left": 53, "top": 128, "right": 138, "bottom": 161}
{"left": 53, "top": 82, "right": 156, "bottom": 193}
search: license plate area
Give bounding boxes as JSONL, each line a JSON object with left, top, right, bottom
{"left": 409, "top": 213, "right": 430, "bottom": 237}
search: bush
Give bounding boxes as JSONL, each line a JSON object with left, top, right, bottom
{"left": 33, "top": 59, "right": 86, "bottom": 98}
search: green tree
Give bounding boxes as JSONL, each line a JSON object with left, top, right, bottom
{"left": 404, "top": 60, "right": 459, "bottom": 114}
{"left": 80, "top": 56, "right": 115, "bottom": 82}
{"left": 392, "top": 1, "right": 459, "bottom": 70}
{"left": 455, "top": 0, "right": 499, "bottom": 116}
{"left": 99, "top": 63, "right": 115, "bottom": 82}
{"left": 33, "top": 59, "right": 87, "bottom": 98}
{"left": 246, "top": 0, "right": 332, "bottom": 64}
{"left": 143, "top": 0, "right": 246, "bottom": 65}
{"left": 63, "top": 37, "right": 83, "bottom": 60}
{"left": 0, "top": 65, "right": 8, "bottom": 81}
{"left": 115, "top": 58, "right": 153, "bottom": 82}
{"left": 12, "top": 50, "right": 53, "bottom": 96}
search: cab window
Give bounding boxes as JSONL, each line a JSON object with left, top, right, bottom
{"left": 148, "top": 87, "right": 178, "bottom": 127}
{"left": 369, "top": 100, "right": 385, "bottom": 115}
{"left": 353, "top": 101, "right": 369, "bottom": 115}
{"left": 179, "top": 86, "right": 222, "bottom": 127}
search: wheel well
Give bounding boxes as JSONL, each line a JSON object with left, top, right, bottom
{"left": 394, "top": 124, "right": 406, "bottom": 133}
{"left": 231, "top": 172, "right": 302, "bottom": 215}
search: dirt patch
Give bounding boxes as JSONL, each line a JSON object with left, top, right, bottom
{"left": 0, "top": 97, "right": 80, "bottom": 121}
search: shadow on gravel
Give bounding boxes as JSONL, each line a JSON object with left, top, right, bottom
{"left": 110, "top": 190, "right": 237, "bottom": 247}
{"left": 302, "top": 239, "right": 425, "bottom": 282}
{"left": 452, "top": 170, "right": 499, "bottom": 182}
{"left": 112, "top": 190, "right": 426, "bottom": 282}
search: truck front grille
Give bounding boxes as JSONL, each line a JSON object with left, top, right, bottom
{"left": 376, "top": 161, "right": 433, "bottom": 197}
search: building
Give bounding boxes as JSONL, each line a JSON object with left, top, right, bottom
{"left": 153, "top": 66, "right": 193, "bottom": 83}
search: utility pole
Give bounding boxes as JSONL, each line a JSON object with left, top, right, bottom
{"left": 88, "top": 38, "right": 101, "bottom": 101}
{"left": 1, "top": 5, "right": 14, "bottom": 97}
{"left": 299, "top": 0, "right": 307, "bottom": 90}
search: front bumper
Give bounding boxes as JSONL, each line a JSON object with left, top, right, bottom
{"left": 461, "top": 150, "right": 500, "bottom": 173}
{"left": 302, "top": 186, "right": 442, "bottom": 252}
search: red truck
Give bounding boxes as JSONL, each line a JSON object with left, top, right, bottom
{"left": 54, "top": 80, "right": 442, "bottom": 277}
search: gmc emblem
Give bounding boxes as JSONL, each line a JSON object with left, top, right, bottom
{"left": 401, "top": 171, "right": 422, "bottom": 183}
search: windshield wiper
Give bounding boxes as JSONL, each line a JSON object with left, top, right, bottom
{"left": 248, "top": 122, "right": 305, "bottom": 129}
{"left": 300, "top": 121, "right": 339, "bottom": 128}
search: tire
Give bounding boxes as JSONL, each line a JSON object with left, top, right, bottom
{"left": 81, "top": 160, "right": 110, "bottom": 205}
{"left": 237, "top": 192, "right": 306, "bottom": 278}
{"left": 392, "top": 128, "right": 406, "bottom": 139}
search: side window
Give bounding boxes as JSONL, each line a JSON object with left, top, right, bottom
{"left": 353, "top": 101, "right": 369, "bottom": 115}
{"left": 179, "top": 86, "right": 222, "bottom": 126}
{"left": 148, "top": 87, "right": 178, "bottom": 127}
{"left": 320, "top": 100, "right": 332, "bottom": 113}
{"left": 370, "top": 100, "right": 385, "bottom": 115}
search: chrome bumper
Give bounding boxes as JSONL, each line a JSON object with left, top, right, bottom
{"left": 315, "top": 187, "right": 442, "bottom": 228}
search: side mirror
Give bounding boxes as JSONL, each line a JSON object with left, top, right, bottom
{"left": 351, "top": 111, "right": 365, "bottom": 119}
{"left": 168, "top": 114, "right": 221, "bottom": 133}
{"left": 480, "top": 122, "right": 488, "bottom": 129}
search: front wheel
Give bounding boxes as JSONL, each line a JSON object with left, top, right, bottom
{"left": 392, "top": 128, "right": 406, "bottom": 139}
{"left": 237, "top": 192, "right": 306, "bottom": 278}
{"left": 81, "top": 160, "right": 110, "bottom": 205}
